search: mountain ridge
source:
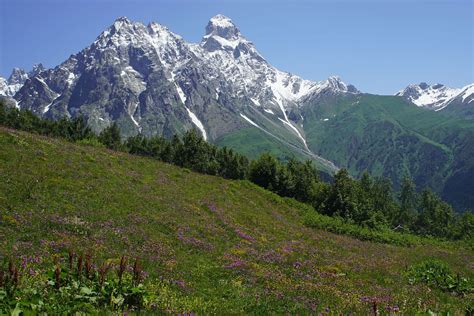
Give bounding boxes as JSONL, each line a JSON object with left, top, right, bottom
{"left": 3, "top": 14, "right": 359, "bottom": 173}
{"left": 396, "top": 82, "right": 474, "bottom": 112}
{"left": 11, "top": 15, "right": 356, "bottom": 126}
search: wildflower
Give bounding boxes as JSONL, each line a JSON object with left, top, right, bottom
{"left": 77, "top": 254, "right": 84, "bottom": 277}
{"left": 7, "top": 260, "right": 19, "bottom": 287}
{"left": 68, "top": 250, "right": 75, "bottom": 271}
{"left": 372, "top": 301, "right": 378, "bottom": 315}
{"left": 21, "top": 256, "right": 27, "bottom": 270}
{"left": 85, "top": 254, "right": 92, "bottom": 278}
{"left": 54, "top": 265, "right": 61, "bottom": 289}
{"left": 8, "top": 260, "right": 14, "bottom": 277}
{"left": 234, "top": 228, "right": 255, "bottom": 242}
{"left": 118, "top": 256, "right": 127, "bottom": 284}
{"left": 133, "top": 258, "right": 142, "bottom": 284}
{"left": 12, "top": 268, "right": 19, "bottom": 286}
{"left": 225, "top": 260, "right": 246, "bottom": 269}
{"left": 174, "top": 280, "right": 187, "bottom": 290}
{"left": 99, "top": 262, "right": 111, "bottom": 287}
{"left": 0, "top": 269, "right": 4, "bottom": 287}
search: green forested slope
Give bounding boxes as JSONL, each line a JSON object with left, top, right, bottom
{"left": 302, "top": 94, "right": 474, "bottom": 210}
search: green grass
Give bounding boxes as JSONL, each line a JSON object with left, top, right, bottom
{"left": 215, "top": 126, "right": 334, "bottom": 175}
{"left": 0, "top": 127, "right": 473, "bottom": 314}
{"left": 216, "top": 127, "right": 304, "bottom": 161}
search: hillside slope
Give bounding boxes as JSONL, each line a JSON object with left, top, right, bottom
{"left": 301, "top": 94, "right": 474, "bottom": 211}
{"left": 0, "top": 128, "right": 472, "bottom": 313}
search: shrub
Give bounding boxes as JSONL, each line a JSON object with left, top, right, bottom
{"left": 407, "top": 259, "right": 473, "bottom": 296}
{"left": 301, "top": 203, "right": 419, "bottom": 246}
{"left": 0, "top": 253, "right": 153, "bottom": 314}
{"left": 76, "top": 137, "right": 105, "bottom": 148}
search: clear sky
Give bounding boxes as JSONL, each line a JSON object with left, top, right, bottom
{"left": 1, "top": 0, "right": 472, "bottom": 95}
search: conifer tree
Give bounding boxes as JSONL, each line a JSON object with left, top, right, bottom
{"left": 416, "top": 189, "right": 455, "bottom": 237}
{"left": 98, "top": 122, "right": 122, "bottom": 150}
{"left": 325, "top": 168, "right": 358, "bottom": 218}
{"left": 0, "top": 100, "right": 6, "bottom": 125}
{"left": 286, "top": 159, "right": 319, "bottom": 203}
{"left": 397, "top": 175, "right": 417, "bottom": 229}
{"left": 454, "top": 211, "right": 474, "bottom": 240}
{"left": 249, "top": 152, "right": 280, "bottom": 191}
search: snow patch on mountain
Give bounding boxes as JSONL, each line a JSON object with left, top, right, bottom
{"left": 278, "top": 117, "right": 309, "bottom": 150}
{"left": 66, "top": 72, "right": 76, "bottom": 86}
{"left": 175, "top": 83, "right": 187, "bottom": 104}
{"left": 240, "top": 113, "right": 260, "bottom": 128}
{"left": 263, "top": 108, "right": 274, "bottom": 115}
{"left": 461, "top": 85, "right": 474, "bottom": 103}
{"left": 130, "top": 102, "right": 140, "bottom": 129}
{"left": 0, "top": 77, "right": 8, "bottom": 96}
{"left": 186, "top": 107, "right": 207, "bottom": 140}
{"left": 43, "top": 95, "right": 61, "bottom": 114}
{"left": 169, "top": 72, "right": 187, "bottom": 104}
{"left": 250, "top": 97, "right": 260, "bottom": 106}
{"left": 209, "top": 14, "right": 235, "bottom": 29}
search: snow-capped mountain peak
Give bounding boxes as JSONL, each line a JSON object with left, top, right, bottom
{"left": 205, "top": 14, "right": 240, "bottom": 40}
{"left": 94, "top": 17, "right": 144, "bottom": 48}
{"left": 114, "top": 16, "right": 131, "bottom": 24}
{"left": 327, "top": 76, "right": 349, "bottom": 91}
{"left": 8, "top": 68, "right": 28, "bottom": 85}
{"left": 110, "top": 16, "right": 135, "bottom": 33}
{"left": 200, "top": 14, "right": 256, "bottom": 56}
{"left": 30, "top": 64, "right": 46, "bottom": 77}
{"left": 396, "top": 82, "right": 473, "bottom": 111}
{"left": 0, "top": 64, "right": 47, "bottom": 98}
{"left": 7, "top": 14, "right": 357, "bottom": 154}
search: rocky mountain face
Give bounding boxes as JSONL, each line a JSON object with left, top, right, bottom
{"left": 8, "top": 15, "right": 355, "bottom": 170}
{"left": 396, "top": 82, "right": 474, "bottom": 113}
{"left": 0, "top": 64, "right": 45, "bottom": 100}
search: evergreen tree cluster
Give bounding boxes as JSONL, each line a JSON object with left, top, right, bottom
{"left": 125, "top": 131, "right": 249, "bottom": 179}
{"left": 1, "top": 102, "right": 472, "bottom": 241}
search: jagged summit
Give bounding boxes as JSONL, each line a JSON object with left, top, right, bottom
{"left": 201, "top": 14, "right": 252, "bottom": 54}
{"left": 0, "top": 64, "right": 47, "bottom": 98}
{"left": 209, "top": 14, "right": 234, "bottom": 27}
{"left": 8, "top": 68, "right": 28, "bottom": 84}
{"left": 30, "top": 63, "right": 45, "bottom": 76}
{"left": 115, "top": 16, "right": 131, "bottom": 23}
{"left": 327, "top": 76, "right": 348, "bottom": 90}
{"left": 417, "top": 82, "right": 429, "bottom": 90}
{"left": 396, "top": 82, "right": 473, "bottom": 111}
{"left": 109, "top": 16, "right": 135, "bottom": 34}
{"left": 205, "top": 14, "right": 240, "bottom": 40}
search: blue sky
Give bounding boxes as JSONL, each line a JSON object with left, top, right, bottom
{"left": 1, "top": 0, "right": 472, "bottom": 94}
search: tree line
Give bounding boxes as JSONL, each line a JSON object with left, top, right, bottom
{"left": 0, "top": 102, "right": 472, "bottom": 241}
